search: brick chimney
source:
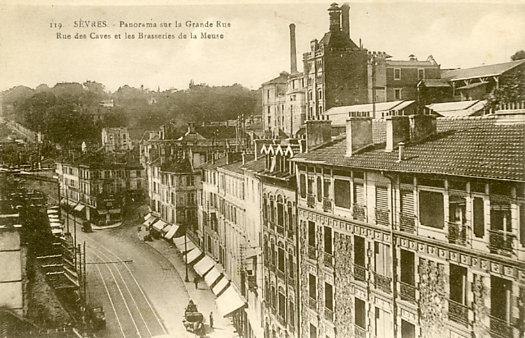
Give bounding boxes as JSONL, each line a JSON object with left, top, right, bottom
{"left": 328, "top": 3, "right": 342, "bottom": 32}
{"left": 306, "top": 119, "right": 332, "bottom": 152}
{"left": 409, "top": 115, "right": 436, "bottom": 142}
{"left": 385, "top": 116, "right": 410, "bottom": 152}
{"left": 290, "top": 23, "right": 297, "bottom": 74}
{"left": 341, "top": 3, "right": 350, "bottom": 37}
{"left": 345, "top": 117, "right": 373, "bottom": 157}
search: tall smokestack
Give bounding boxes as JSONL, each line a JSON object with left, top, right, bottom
{"left": 341, "top": 3, "right": 350, "bottom": 37}
{"left": 289, "top": 23, "right": 297, "bottom": 74}
{"left": 328, "top": 3, "right": 342, "bottom": 32}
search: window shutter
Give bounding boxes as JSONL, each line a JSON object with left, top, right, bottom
{"left": 400, "top": 190, "right": 414, "bottom": 215}
{"left": 376, "top": 186, "right": 388, "bottom": 211}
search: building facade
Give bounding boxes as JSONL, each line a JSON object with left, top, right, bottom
{"left": 102, "top": 127, "right": 132, "bottom": 152}
{"left": 292, "top": 115, "right": 525, "bottom": 338}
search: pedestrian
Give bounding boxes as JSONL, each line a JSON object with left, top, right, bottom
{"left": 194, "top": 275, "right": 199, "bottom": 289}
{"left": 209, "top": 311, "right": 213, "bottom": 328}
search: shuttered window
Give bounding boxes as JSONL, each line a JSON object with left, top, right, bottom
{"left": 354, "top": 183, "right": 364, "bottom": 205}
{"left": 376, "top": 186, "right": 388, "bottom": 211}
{"left": 400, "top": 190, "right": 414, "bottom": 215}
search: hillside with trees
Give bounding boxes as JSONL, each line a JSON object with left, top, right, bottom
{"left": 1, "top": 81, "right": 260, "bottom": 146}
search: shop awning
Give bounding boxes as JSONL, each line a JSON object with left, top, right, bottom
{"left": 245, "top": 247, "right": 262, "bottom": 259}
{"left": 143, "top": 214, "right": 157, "bottom": 226}
{"left": 48, "top": 216, "right": 60, "bottom": 220}
{"left": 173, "top": 236, "right": 196, "bottom": 253}
{"left": 162, "top": 225, "right": 172, "bottom": 234}
{"left": 215, "top": 285, "right": 246, "bottom": 317}
{"left": 193, "top": 255, "right": 215, "bottom": 277}
{"left": 212, "top": 276, "right": 229, "bottom": 296}
{"left": 204, "top": 267, "right": 223, "bottom": 288}
{"left": 74, "top": 204, "right": 85, "bottom": 212}
{"left": 164, "top": 224, "right": 179, "bottom": 240}
{"left": 184, "top": 247, "right": 203, "bottom": 265}
{"left": 52, "top": 228, "right": 62, "bottom": 235}
{"left": 50, "top": 222, "right": 62, "bottom": 228}
{"left": 69, "top": 201, "right": 78, "bottom": 208}
{"left": 47, "top": 209, "right": 58, "bottom": 214}
{"left": 152, "top": 220, "right": 167, "bottom": 231}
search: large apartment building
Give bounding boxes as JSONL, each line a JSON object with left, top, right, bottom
{"left": 291, "top": 115, "right": 524, "bottom": 338}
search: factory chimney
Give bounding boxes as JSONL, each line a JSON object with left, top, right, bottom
{"left": 341, "top": 3, "right": 350, "bottom": 37}
{"left": 289, "top": 23, "right": 297, "bottom": 74}
{"left": 328, "top": 3, "right": 342, "bottom": 32}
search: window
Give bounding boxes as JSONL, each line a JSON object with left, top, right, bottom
{"left": 354, "top": 236, "right": 365, "bottom": 267}
{"left": 353, "top": 183, "right": 364, "bottom": 205}
{"left": 450, "top": 264, "right": 467, "bottom": 305}
{"left": 324, "top": 226, "right": 332, "bottom": 254}
{"left": 401, "top": 320, "right": 415, "bottom": 338}
{"left": 308, "top": 176, "right": 314, "bottom": 194}
{"left": 400, "top": 250, "right": 415, "bottom": 285}
{"left": 394, "top": 68, "right": 401, "bottom": 80}
{"left": 375, "top": 307, "right": 391, "bottom": 338}
{"left": 418, "top": 68, "right": 425, "bottom": 79}
{"left": 317, "top": 177, "right": 322, "bottom": 202}
{"left": 277, "top": 200, "right": 284, "bottom": 226}
{"left": 374, "top": 242, "right": 391, "bottom": 277}
{"left": 308, "top": 221, "right": 316, "bottom": 247}
{"left": 309, "top": 324, "right": 317, "bottom": 338}
{"left": 278, "top": 291, "right": 286, "bottom": 320}
{"left": 278, "top": 247, "right": 285, "bottom": 272}
{"left": 318, "top": 105, "right": 323, "bottom": 114}
{"left": 309, "top": 274, "right": 317, "bottom": 300}
{"left": 419, "top": 190, "right": 444, "bottom": 229}
{"left": 325, "top": 282, "right": 333, "bottom": 310}
{"left": 334, "top": 179, "right": 351, "bottom": 209}
{"left": 490, "top": 201, "right": 511, "bottom": 232}
{"left": 323, "top": 179, "right": 331, "bottom": 198}
{"left": 355, "top": 297, "right": 366, "bottom": 328}
{"left": 395, "top": 89, "right": 402, "bottom": 100}
{"left": 300, "top": 174, "right": 306, "bottom": 198}
{"left": 289, "top": 300, "right": 295, "bottom": 327}
{"left": 288, "top": 251, "right": 295, "bottom": 280}
{"left": 491, "top": 276, "right": 512, "bottom": 322}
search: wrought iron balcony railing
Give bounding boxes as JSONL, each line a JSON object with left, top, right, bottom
{"left": 354, "top": 265, "right": 366, "bottom": 282}
{"left": 322, "top": 197, "right": 333, "bottom": 212}
{"left": 448, "top": 222, "right": 467, "bottom": 246}
{"left": 489, "top": 230, "right": 515, "bottom": 257}
{"left": 374, "top": 273, "right": 392, "bottom": 294}
{"left": 308, "top": 245, "right": 316, "bottom": 260}
{"left": 399, "top": 213, "right": 416, "bottom": 233}
{"left": 308, "top": 297, "right": 317, "bottom": 310}
{"left": 448, "top": 299, "right": 469, "bottom": 326}
{"left": 354, "top": 325, "right": 366, "bottom": 338}
{"left": 399, "top": 281, "right": 416, "bottom": 303}
{"left": 307, "top": 194, "right": 316, "bottom": 208}
{"left": 375, "top": 208, "right": 390, "bottom": 226}
{"left": 324, "top": 308, "right": 334, "bottom": 322}
{"left": 323, "top": 252, "right": 334, "bottom": 269}
{"left": 352, "top": 204, "right": 366, "bottom": 222}
{"left": 490, "top": 316, "right": 514, "bottom": 338}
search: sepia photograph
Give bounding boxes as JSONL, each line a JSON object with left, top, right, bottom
{"left": 0, "top": 1, "right": 524, "bottom": 338}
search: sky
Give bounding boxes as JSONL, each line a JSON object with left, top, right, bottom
{"left": 1, "top": 0, "right": 524, "bottom": 92}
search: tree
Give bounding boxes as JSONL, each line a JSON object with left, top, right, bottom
{"left": 511, "top": 50, "right": 525, "bottom": 61}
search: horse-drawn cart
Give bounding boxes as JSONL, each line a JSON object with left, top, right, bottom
{"left": 182, "top": 300, "right": 204, "bottom": 336}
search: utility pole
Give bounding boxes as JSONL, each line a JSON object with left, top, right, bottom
{"left": 185, "top": 232, "right": 189, "bottom": 282}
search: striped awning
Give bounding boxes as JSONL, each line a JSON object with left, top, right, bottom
{"left": 212, "top": 276, "right": 229, "bottom": 296}
{"left": 204, "top": 266, "right": 222, "bottom": 288}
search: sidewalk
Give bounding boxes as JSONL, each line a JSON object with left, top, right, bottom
{"left": 138, "top": 227, "right": 239, "bottom": 338}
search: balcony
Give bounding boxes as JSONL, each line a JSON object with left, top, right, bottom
{"left": 375, "top": 208, "right": 390, "bottom": 226}
{"left": 354, "top": 325, "right": 366, "bottom": 338}
{"left": 490, "top": 316, "right": 514, "bottom": 338}
{"left": 308, "top": 297, "right": 317, "bottom": 310}
{"left": 354, "top": 265, "right": 366, "bottom": 282}
{"left": 307, "top": 194, "right": 316, "bottom": 208}
{"left": 308, "top": 246, "right": 316, "bottom": 260}
{"left": 276, "top": 225, "right": 284, "bottom": 235}
{"left": 399, "top": 213, "right": 416, "bottom": 233}
{"left": 489, "top": 230, "right": 515, "bottom": 257}
{"left": 324, "top": 308, "right": 334, "bottom": 322}
{"left": 277, "top": 269, "right": 285, "bottom": 281}
{"left": 448, "top": 299, "right": 469, "bottom": 326}
{"left": 352, "top": 204, "right": 366, "bottom": 222}
{"left": 374, "top": 273, "right": 392, "bottom": 294}
{"left": 399, "top": 282, "right": 416, "bottom": 303}
{"left": 323, "top": 252, "right": 334, "bottom": 269}
{"left": 322, "top": 197, "right": 333, "bottom": 212}
{"left": 448, "top": 222, "right": 467, "bottom": 246}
